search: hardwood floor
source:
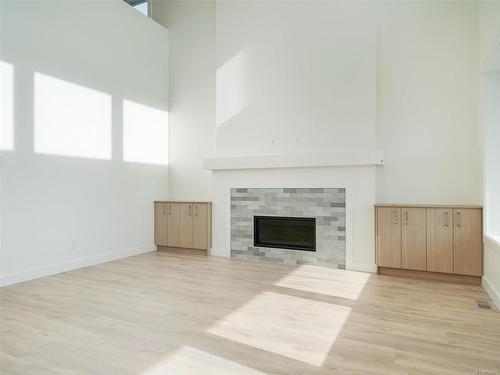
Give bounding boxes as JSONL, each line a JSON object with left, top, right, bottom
{"left": 1, "top": 250, "right": 499, "bottom": 374}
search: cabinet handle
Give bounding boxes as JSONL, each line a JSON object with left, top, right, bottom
{"left": 168, "top": 205, "right": 172, "bottom": 216}
{"left": 393, "top": 211, "right": 398, "bottom": 225}
{"left": 162, "top": 204, "right": 166, "bottom": 215}
{"left": 403, "top": 211, "right": 408, "bottom": 225}
{"left": 457, "top": 211, "right": 462, "bottom": 227}
{"left": 444, "top": 211, "right": 449, "bottom": 227}
{"left": 188, "top": 205, "right": 192, "bottom": 216}
{"left": 195, "top": 205, "right": 198, "bottom": 217}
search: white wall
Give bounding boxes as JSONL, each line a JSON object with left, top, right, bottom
{"left": 156, "top": 1, "right": 482, "bottom": 206}
{"left": 479, "top": 0, "right": 500, "bottom": 69}
{"left": 483, "top": 72, "right": 500, "bottom": 236}
{"left": 216, "top": 0, "right": 377, "bottom": 156}
{"left": 484, "top": 237, "right": 500, "bottom": 309}
{"left": 376, "top": 1, "right": 481, "bottom": 205}
{"left": 479, "top": 0, "right": 500, "bottom": 307}
{"left": 480, "top": 1, "right": 500, "bottom": 238}
{"left": 151, "top": 0, "right": 215, "bottom": 201}
{"left": 0, "top": 0, "right": 170, "bottom": 286}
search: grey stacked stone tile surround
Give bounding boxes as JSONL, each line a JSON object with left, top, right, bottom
{"left": 230, "top": 188, "right": 346, "bottom": 269}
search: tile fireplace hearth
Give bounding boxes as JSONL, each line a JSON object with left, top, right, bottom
{"left": 230, "top": 188, "right": 346, "bottom": 268}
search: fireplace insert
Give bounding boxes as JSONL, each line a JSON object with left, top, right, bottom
{"left": 254, "top": 216, "right": 316, "bottom": 251}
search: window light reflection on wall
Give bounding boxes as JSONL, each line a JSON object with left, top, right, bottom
{"left": 34, "top": 72, "right": 112, "bottom": 160}
{"left": 123, "top": 99, "right": 169, "bottom": 165}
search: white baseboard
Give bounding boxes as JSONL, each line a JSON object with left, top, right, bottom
{"left": 209, "top": 248, "right": 230, "bottom": 257}
{"left": 482, "top": 276, "right": 500, "bottom": 309}
{"left": 347, "top": 261, "right": 378, "bottom": 273}
{"left": 0, "top": 244, "right": 156, "bottom": 287}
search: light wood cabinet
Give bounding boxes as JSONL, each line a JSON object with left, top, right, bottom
{"left": 167, "top": 203, "right": 181, "bottom": 248}
{"left": 375, "top": 204, "right": 482, "bottom": 284}
{"left": 154, "top": 201, "right": 212, "bottom": 254}
{"left": 427, "top": 208, "right": 453, "bottom": 273}
{"left": 401, "top": 208, "right": 426, "bottom": 271}
{"left": 376, "top": 207, "right": 401, "bottom": 268}
{"left": 180, "top": 203, "right": 194, "bottom": 249}
{"left": 193, "top": 203, "right": 209, "bottom": 250}
{"left": 155, "top": 203, "right": 168, "bottom": 246}
{"left": 453, "top": 208, "right": 482, "bottom": 276}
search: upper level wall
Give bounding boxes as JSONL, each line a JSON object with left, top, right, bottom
{"left": 0, "top": 0, "right": 170, "bottom": 284}
{"left": 151, "top": 0, "right": 215, "bottom": 201}
{"left": 153, "top": 1, "right": 481, "bottom": 207}
{"left": 479, "top": 1, "right": 500, "bottom": 307}
{"left": 376, "top": 1, "right": 481, "bottom": 205}
{"left": 215, "top": 1, "right": 377, "bottom": 156}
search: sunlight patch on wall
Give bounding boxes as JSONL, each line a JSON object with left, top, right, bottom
{"left": 34, "top": 72, "right": 111, "bottom": 159}
{"left": 207, "top": 291, "right": 351, "bottom": 366}
{"left": 0, "top": 61, "right": 14, "bottom": 150}
{"left": 275, "top": 266, "right": 370, "bottom": 300}
{"left": 123, "top": 99, "right": 169, "bottom": 165}
{"left": 142, "top": 345, "right": 265, "bottom": 375}
{"left": 216, "top": 48, "right": 251, "bottom": 127}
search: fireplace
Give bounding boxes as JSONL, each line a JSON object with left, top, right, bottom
{"left": 254, "top": 216, "right": 316, "bottom": 251}
{"left": 231, "top": 188, "right": 345, "bottom": 268}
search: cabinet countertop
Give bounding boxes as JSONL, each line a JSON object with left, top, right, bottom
{"left": 374, "top": 203, "right": 482, "bottom": 209}
{"left": 155, "top": 201, "right": 212, "bottom": 204}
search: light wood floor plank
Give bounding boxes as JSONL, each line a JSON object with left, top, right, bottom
{"left": 1, "top": 250, "right": 499, "bottom": 374}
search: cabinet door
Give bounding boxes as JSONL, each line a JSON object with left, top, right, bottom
{"left": 167, "top": 203, "right": 181, "bottom": 247}
{"left": 376, "top": 207, "right": 402, "bottom": 268}
{"left": 426, "top": 208, "right": 453, "bottom": 273}
{"left": 193, "top": 204, "right": 208, "bottom": 250}
{"left": 453, "top": 208, "right": 482, "bottom": 276}
{"left": 155, "top": 203, "right": 168, "bottom": 246}
{"left": 180, "top": 203, "right": 194, "bottom": 249}
{"left": 402, "top": 208, "right": 427, "bottom": 271}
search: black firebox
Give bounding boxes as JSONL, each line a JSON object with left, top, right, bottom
{"left": 253, "top": 216, "right": 316, "bottom": 251}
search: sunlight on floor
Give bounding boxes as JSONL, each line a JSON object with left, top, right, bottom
{"left": 207, "top": 291, "right": 351, "bottom": 366}
{"left": 123, "top": 99, "right": 169, "bottom": 165}
{"left": 0, "top": 61, "right": 14, "bottom": 150}
{"left": 274, "top": 265, "right": 370, "bottom": 300}
{"left": 141, "top": 345, "right": 266, "bottom": 375}
{"left": 34, "top": 72, "right": 111, "bottom": 159}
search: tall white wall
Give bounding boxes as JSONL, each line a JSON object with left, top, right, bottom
{"left": 0, "top": 0, "right": 170, "bottom": 286}
{"left": 480, "top": 1, "right": 500, "bottom": 237}
{"left": 151, "top": 0, "right": 215, "bottom": 201}
{"left": 215, "top": 0, "right": 377, "bottom": 156}
{"left": 479, "top": 0, "right": 500, "bottom": 308}
{"left": 155, "top": 1, "right": 482, "bottom": 206}
{"left": 376, "top": 1, "right": 481, "bottom": 205}
{"left": 483, "top": 72, "right": 500, "bottom": 236}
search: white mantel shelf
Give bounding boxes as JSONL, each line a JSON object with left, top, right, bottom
{"left": 203, "top": 150, "right": 384, "bottom": 171}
